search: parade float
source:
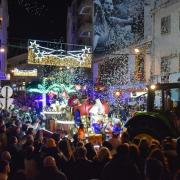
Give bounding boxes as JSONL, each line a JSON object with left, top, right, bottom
{"left": 26, "top": 77, "right": 111, "bottom": 139}
{"left": 24, "top": 40, "right": 123, "bottom": 139}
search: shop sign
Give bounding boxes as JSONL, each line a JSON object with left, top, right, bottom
{"left": 12, "top": 68, "right": 37, "bottom": 77}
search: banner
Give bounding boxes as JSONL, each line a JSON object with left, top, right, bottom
{"left": 93, "top": 0, "right": 144, "bottom": 54}
{"left": 12, "top": 68, "right": 38, "bottom": 77}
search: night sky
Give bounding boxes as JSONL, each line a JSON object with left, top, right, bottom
{"left": 8, "top": 0, "right": 72, "bottom": 42}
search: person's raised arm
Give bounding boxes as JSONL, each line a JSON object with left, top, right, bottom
{"left": 109, "top": 16, "right": 133, "bottom": 26}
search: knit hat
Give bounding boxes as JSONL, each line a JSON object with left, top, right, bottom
{"left": 47, "top": 138, "right": 56, "bottom": 148}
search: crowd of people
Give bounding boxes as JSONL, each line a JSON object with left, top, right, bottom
{"left": 0, "top": 112, "right": 180, "bottom": 180}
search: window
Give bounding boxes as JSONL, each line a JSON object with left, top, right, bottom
{"left": 153, "top": 88, "right": 180, "bottom": 111}
{"left": 161, "top": 57, "right": 170, "bottom": 83}
{"left": 161, "top": 15, "right": 171, "bottom": 34}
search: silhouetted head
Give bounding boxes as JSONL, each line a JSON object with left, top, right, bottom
{"left": 43, "top": 156, "right": 56, "bottom": 167}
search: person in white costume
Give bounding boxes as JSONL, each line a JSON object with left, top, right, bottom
{"left": 89, "top": 99, "right": 105, "bottom": 125}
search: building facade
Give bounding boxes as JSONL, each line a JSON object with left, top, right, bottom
{"left": 0, "top": 0, "right": 8, "bottom": 80}
{"left": 67, "top": 0, "right": 92, "bottom": 46}
{"left": 66, "top": 0, "right": 157, "bottom": 106}
{"left": 67, "top": 0, "right": 180, "bottom": 106}
{"left": 92, "top": 0, "right": 153, "bottom": 87}
{"left": 151, "top": 0, "right": 180, "bottom": 83}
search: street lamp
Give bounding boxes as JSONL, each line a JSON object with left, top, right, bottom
{"left": 134, "top": 48, "right": 140, "bottom": 54}
{"left": 0, "top": 46, "right": 5, "bottom": 53}
{"left": 150, "top": 84, "right": 156, "bottom": 90}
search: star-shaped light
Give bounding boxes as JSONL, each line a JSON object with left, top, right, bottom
{"left": 82, "top": 46, "right": 91, "bottom": 54}
{"left": 35, "top": 50, "right": 45, "bottom": 61}
{"left": 76, "top": 53, "right": 85, "bottom": 64}
{"left": 29, "top": 40, "right": 40, "bottom": 52}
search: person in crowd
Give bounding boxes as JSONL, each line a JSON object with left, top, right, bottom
{"left": 76, "top": 141, "right": 84, "bottom": 148}
{"left": 148, "top": 148, "right": 170, "bottom": 180}
{"left": 72, "top": 134, "right": 79, "bottom": 148}
{"left": 0, "top": 125, "right": 7, "bottom": 151}
{"left": 34, "top": 130, "right": 44, "bottom": 154}
{"left": 77, "top": 123, "right": 85, "bottom": 141}
{"left": 38, "top": 156, "right": 67, "bottom": 180}
{"left": 26, "top": 128, "right": 35, "bottom": 136}
{"left": 6, "top": 136, "right": 23, "bottom": 174}
{"left": 51, "top": 133, "right": 60, "bottom": 144}
{"left": 22, "top": 134, "right": 34, "bottom": 151}
{"left": 34, "top": 129, "right": 44, "bottom": 143}
{"left": 93, "top": 146, "right": 112, "bottom": 178}
{"left": 149, "top": 139, "right": 161, "bottom": 151}
{"left": 108, "top": 132, "right": 121, "bottom": 155}
{"left": 0, "top": 160, "right": 10, "bottom": 180}
{"left": 85, "top": 142, "right": 97, "bottom": 161}
{"left": 24, "top": 145, "right": 39, "bottom": 180}
{"left": 11, "top": 126, "right": 24, "bottom": 140}
{"left": 58, "top": 138, "right": 75, "bottom": 178}
{"left": 0, "top": 151, "right": 12, "bottom": 179}
{"left": 69, "top": 146, "right": 95, "bottom": 180}
{"left": 1, "top": 151, "right": 11, "bottom": 162}
{"left": 102, "top": 141, "right": 113, "bottom": 152}
{"left": 58, "top": 138, "right": 74, "bottom": 161}
{"left": 101, "top": 143, "right": 141, "bottom": 180}
{"left": 120, "top": 131, "right": 130, "bottom": 144}
{"left": 129, "top": 144, "right": 143, "bottom": 176}
{"left": 42, "top": 138, "right": 67, "bottom": 172}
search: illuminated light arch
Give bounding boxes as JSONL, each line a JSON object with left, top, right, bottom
{"left": 28, "top": 40, "right": 92, "bottom": 68}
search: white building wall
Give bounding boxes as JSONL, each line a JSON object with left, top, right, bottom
{"left": 153, "top": 1, "right": 180, "bottom": 82}
{"left": 144, "top": 1, "right": 154, "bottom": 41}
{"left": 145, "top": 53, "right": 152, "bottom": 82}
{"left": 143, "top": 1, "right": 154, "bottom": 83}
{"left": 128, "top": 55, "right": 136, "bottom": 73}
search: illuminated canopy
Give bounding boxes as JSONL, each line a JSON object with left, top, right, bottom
{"left": 28, "top": 40, "right": 92, "bottom": 68}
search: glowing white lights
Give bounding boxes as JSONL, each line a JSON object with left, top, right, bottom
{"left": 150, "top": 84, "right": 156, "bottom": 90}
{"left": 134, "top": 48, "right": 140, "bottom": 54}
